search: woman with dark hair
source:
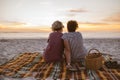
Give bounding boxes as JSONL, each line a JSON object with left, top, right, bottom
{"left": 62, "top": 20, "right": 87, "bottom": 68}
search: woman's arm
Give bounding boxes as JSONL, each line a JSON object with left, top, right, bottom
{"left": 63, "top": 39, "right": 71, "bottom": 65}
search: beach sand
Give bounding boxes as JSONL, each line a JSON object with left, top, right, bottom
{"left": 0, "top": 38, "right": 120, "bottom": 65}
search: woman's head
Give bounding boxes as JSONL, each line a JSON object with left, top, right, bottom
{"left": 52, "top": 21, "right": 64, "bottom": 31}
{"left": 67, "top": 20, "right": 78, "bottom": 32}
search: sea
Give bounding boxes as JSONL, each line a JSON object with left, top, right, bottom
{"left": 0, "top": 31, "right": 120, "bottom": 39}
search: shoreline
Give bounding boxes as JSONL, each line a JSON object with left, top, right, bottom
{"left": 0, "top": 37, "right": 120, "bottom": 40}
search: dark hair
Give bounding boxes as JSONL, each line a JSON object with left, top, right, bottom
{"left": 67, "top": 20, "right": 78, "bottom": 32}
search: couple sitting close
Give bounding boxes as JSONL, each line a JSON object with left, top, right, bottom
{"left": 43, "top": 20, "right": 87, "bottom": 68}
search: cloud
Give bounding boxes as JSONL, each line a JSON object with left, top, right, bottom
{"left": 0, "top": 26, "right": 3, "bottom": 29}
{"left": 103, "top": 12, "right": 120, "bottom": 23}
{"left": 78, "top": 22, "right": 109, "bottom": 26}
{"left": 0, "top": 20, "right": 26, "bottom": 26}
{"left": 69, "top": 8, "right": 88, "bottom": 13}
{"left": 66, "top": 13, "right": 76, "bottom": 17}
{"left": 76, "top": 21, "right": 120, "bottom": 32}
{"left": 66, "top": 8, "right": 88, "bottom": 17}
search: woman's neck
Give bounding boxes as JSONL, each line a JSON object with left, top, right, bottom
{"left": 55, "top": 30, "right": 62, "bottom": 33}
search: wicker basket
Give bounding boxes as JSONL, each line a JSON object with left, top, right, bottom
{"left": 85, "top": 49, "right": 103, "bottom": 70}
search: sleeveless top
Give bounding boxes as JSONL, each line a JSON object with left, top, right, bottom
{"left": 44, "top": 32, "right": 64, "bottom": 62}
{"left": 62, "top": 32, "right": 87, "bottom": 61}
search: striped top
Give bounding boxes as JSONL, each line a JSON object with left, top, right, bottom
{"left": 62, "top": 32, "right": 87, "bottom": 61}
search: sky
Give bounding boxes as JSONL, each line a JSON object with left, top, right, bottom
{"left": 0, "top": 0, "right": 120, "bottom": 33}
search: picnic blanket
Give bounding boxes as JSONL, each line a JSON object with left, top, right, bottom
{"left": 0, "top": 53, "right": 120, "bottom": 80}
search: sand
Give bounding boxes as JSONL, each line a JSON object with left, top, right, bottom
{"left": 0, "top": 38, "right": 120, "bottom": 65}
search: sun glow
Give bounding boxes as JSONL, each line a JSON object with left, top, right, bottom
{"left": 0, "top": 22, "right": 120, "bottom": 32}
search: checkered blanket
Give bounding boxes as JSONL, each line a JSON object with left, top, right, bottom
{"left": 0, "top": 53, "right": 120, "bottom": 80}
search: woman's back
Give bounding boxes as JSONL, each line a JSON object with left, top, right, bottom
{"left": 43, "top": 20, "right": 64, "bottom": 62}
{"left": 44, "top": 32, "right": 64, "bottom": 62}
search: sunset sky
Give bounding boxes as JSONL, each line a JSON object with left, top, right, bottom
{"left": 0, "top": 0, "right": 120, "bottom": 33}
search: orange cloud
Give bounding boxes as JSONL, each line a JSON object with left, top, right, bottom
{"left": 69, "top": 8, "right": 88, "bottom": 13}
{"left": 0, "top": 27, "right": 51, "bottom": 32}
{"left": 0, "top": 21, "right": 51, "bottom": 32}
{"left": 75, "top": 21, "right": 120, "bottom": 32}
{"left": 103, "top": 12, "right": 120, "bottom": 23}
{"left": 0, "top": 21, "right": 26, "bottom": 26}
{"left": 78, "top": 22, "right": 109, "bottom": 26}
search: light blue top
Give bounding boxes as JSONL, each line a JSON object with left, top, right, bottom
{"left": 62, "top": 32, "right": 87, "bottom": 60}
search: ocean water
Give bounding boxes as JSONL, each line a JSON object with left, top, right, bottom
{"left": 0, "top": 32, "right": 50, "bottom": 39}
{"left": 0, "top": 32, "right": 120, "bottom": 39}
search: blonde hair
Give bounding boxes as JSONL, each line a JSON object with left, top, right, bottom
{"left": 51, "top": 21, "right": 64, "bottom": 31}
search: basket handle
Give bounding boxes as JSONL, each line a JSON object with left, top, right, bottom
{"left": 88, "top": 48, "right": 101, "bottom": 54}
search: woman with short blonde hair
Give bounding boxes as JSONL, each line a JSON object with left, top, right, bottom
{"left": 44, "top": 20, "right": 64, "bottom": 62}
